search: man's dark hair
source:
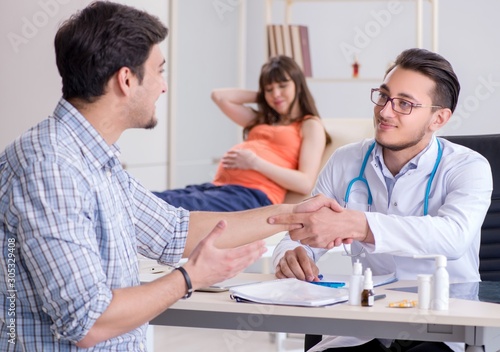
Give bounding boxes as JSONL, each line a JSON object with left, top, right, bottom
{"left": 387, "top": 48, "right": 460, "bottom": 113}
{"left": 55, "top": 1, "right": 168, "bottom": 102}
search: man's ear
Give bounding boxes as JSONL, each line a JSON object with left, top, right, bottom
{"left": 430, "top": 108, "right": 452, "bottom": 132}
{"left": 116, "top": 66, "right": 134, "bottom": 96}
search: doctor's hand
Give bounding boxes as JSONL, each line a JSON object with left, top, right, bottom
{"left": 293, "top": 194, "right": 344, "bottom": 213}
{"left": 183, "top": 220, "right": 267, "bottom": 290}
{"left": 269, "top": 195, "right": 371, "bottom": 249}
{"left": 275, "top": 246, "right": 320, "bottom": 282}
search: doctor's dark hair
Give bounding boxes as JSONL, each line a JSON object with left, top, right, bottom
{"left": 386, "top": 48, "right": 460, "bottom": 113}
{"left": 54, "top": 1, "right": 168, "bottom": 102}
{"left": 246, "top": 55, "right": 331, "bottom": 145}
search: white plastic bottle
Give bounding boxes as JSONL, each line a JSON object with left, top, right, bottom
{"left": 348, "top": 259, "right": 364, "bottom": 306}
{"left": 414, "top": 255, "right": 449, "bottom": 311}
{"left": 431, "top": 255, "right": 449, "bottom": 310}
{"left": 417, "top": 274, "right": 432, "bottom": 310}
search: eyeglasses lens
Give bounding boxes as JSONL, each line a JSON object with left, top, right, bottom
{"left": 371, "top": 90, "right": 412, "bottom": 115}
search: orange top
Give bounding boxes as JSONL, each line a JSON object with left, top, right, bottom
{"left": 212, "top": 116, "right": 314, "bottom": 204}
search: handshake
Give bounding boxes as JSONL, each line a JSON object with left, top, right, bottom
{"left": 267, "top": 194, "right": 373, "bottom": 249}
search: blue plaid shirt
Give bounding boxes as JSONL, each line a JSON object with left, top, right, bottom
{"left": 0, "top": 99, "right": 190, "bottom": 351}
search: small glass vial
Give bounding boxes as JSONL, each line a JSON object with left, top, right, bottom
{"left": 352, "top": 55, "right": 360, "bottom": 78}
{"left": 361, "top": 268, "right": 374, "bottom": 307}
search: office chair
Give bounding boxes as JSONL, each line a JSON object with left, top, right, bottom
{"left": 304, "top": 134, "right": 500, "bottom": 352}
{"left": 442, "top": 134, "right": 500, "bottom": 281}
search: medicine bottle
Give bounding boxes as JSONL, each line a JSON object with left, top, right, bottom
{"left": 417, "top": 274, "right": 432, "bottom": 310}
{"left": 361, "top": 268, "right": 374, "bottom": 307}
{"left": 414, "top": 254, "right": 449, "bottom": 311}
{"left": 431, "top": 255, "right": 449, "bottom": 310}
{"left": 348, "top": 259, "right": 363, "bottom": 306}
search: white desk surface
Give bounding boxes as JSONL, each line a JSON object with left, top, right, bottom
{"left": 147, "top": 273, "right": 500, "bottom": 327}
{"left": 143, "top": 272, "right": 500, "bottom": 350}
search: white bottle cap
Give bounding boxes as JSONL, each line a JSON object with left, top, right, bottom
{"left": 413, "top": 254, "right": 447, "bottom": 268}
{"left": 353, "top": 259, "right": 362, "bottom": 275}
{"left": 435, "top": 255, "right": 447, "bottom": 267}
{"left": 363, "top": 268, "right": 373, "bottom": 289}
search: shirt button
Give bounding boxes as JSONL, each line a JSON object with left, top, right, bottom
{"left": 139, "top": 342, "right": 145, "bottom": 351}
{"left": 393, "top": 202, "right": 398, "bottom": 207}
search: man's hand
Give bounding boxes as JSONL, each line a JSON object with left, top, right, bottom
{"left": 293, "top": 194, "right": 343, "bottom": 213}
{"left": 268, "top": 194, "right": 369, "bottom": 249}
{"left": 184, "top": 220, "right": 267, "bottom": 290}
{"left": 275, "top": 247, "right": 320, "bottom": 282}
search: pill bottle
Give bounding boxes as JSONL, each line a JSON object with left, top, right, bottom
{"left": 417, "top": 274, "right": 432, "bottom": 310}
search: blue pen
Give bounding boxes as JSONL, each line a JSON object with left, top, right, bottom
{"left": 309, "top": 281, "right": 345, "bottom": 288}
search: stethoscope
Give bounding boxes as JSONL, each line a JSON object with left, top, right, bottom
{"left": 343, "top": 138, "right": 443, "bottom": 257}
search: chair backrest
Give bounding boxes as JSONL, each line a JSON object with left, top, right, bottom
{"left": 441, "top": 134, "right": 500, "bottom": 281}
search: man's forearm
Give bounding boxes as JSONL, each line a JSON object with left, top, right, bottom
{"left": 185, "top": 204, "right": 295, "bottom": 256}
{"left": 76, "top": 270, "right": 187, "bottom": 348}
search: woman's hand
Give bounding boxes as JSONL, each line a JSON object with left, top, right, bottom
{"left": 221, "top": 149, "right": 258, "bottom": 170}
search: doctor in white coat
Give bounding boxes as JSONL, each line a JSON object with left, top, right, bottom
{"left": 270, "top": 48, "right": 492, "bottom": 352}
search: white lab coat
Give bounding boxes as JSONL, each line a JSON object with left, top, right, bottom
{"left": 272, "top": 137, "right": 492, "bottom": 352}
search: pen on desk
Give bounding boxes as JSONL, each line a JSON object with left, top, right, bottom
{"left": 374, "top": 294, "right": 386, "bottom": 301}
{"left": 309, "top": 281, "right": 346, "bottom": 288}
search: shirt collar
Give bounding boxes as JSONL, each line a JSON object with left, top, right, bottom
{"left": 52, "top": 98, "right": 121, "bottom": 170}
{"left": 373, "top": 136, "right": 437, "bottom": 178}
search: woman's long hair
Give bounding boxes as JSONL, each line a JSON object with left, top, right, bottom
{"left": 244, "top": 55, "right": 331, "bottom": 145}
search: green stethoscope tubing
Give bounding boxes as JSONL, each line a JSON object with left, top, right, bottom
{"left": 344, "top": 138, "right": 443, "bottom": 216}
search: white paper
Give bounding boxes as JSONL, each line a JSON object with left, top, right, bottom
{"left": 229, "top": 278, "right": 349, "bottom": 307}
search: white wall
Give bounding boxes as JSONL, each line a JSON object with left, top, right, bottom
{"left": 169, "top": 0, "right": 242, "bottom": 189}
{"left": 0, "top": 0, "right": 88, "bottom": 149}
{"left": 0, "top": 0, "right": 170, "bottom": 190}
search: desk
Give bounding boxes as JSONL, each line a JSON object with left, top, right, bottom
{"left": 147, "top": 273, "right": 500, "bottom": 352}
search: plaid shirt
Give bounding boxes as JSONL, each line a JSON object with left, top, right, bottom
{"left": 0, "top": 98, "right": 189, "bottom": 351}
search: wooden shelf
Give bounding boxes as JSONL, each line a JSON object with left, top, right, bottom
{"left": 307, "top": 77, "right": 382, "bottom": 83}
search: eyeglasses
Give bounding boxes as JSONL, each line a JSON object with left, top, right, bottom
{"left": 370, "top": 88, "right": 443, "bottom": 115}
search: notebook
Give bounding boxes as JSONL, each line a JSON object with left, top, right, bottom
{"left": 229, "top": 278, "right": 349, "bottom": 307}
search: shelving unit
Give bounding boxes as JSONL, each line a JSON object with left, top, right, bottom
{"left": 263, "top": 0, "right": 439, "bottom": 118}
{"left": 265, "top": 0, "right": 439, "bottom": 83}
